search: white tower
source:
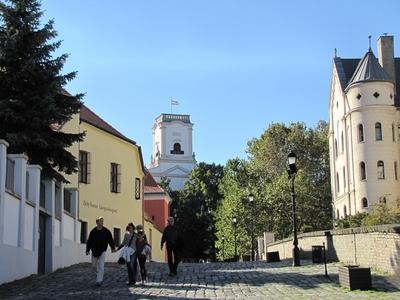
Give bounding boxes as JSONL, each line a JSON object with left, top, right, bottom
{"left": 148, "top": 113, "right": 196, "bottom": 190}
{"left": 329, "top": 35, "right": 400, "bottom": 220}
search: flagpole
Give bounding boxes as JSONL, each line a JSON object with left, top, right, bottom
{"left": 170, "top": 97, "right": 172, "bottom": 113}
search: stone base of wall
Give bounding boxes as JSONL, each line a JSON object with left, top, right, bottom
{"left": 266, "top": 225, "right": 400, "bottom": 275}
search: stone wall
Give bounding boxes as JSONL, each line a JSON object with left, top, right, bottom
{"left": 266, "top": 225, "right": 400, "bottom": 275}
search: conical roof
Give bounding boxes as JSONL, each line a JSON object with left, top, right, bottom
{"left": 346, "top": 50, "right": 391, "bottom": 89}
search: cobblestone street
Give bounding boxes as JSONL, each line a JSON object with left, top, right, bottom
{"left": 0, "top": 260, "right": 399, "bottom": 299}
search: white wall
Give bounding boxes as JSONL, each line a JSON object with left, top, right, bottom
{"left": 63, "top": 213, "right": 74, "bottom": 241}
{"left": 3, "top": 193, "right": 19, "bottom": 247}
{"left": 23, "top": 204, "right": 34, "bottom": 251}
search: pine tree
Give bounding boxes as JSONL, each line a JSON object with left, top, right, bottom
{"left": 0, "top": 0, "right": 84, "bottom": 181}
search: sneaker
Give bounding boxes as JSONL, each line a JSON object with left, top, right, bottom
{"left": 142, "top": 280, "right": 146, "bottom": 285}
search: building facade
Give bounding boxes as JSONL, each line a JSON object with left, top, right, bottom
{"left": 148, "top": 113, "right": 196, "bottom": 190}
{"left": 63, "top": 105, "right": 147, "bottom": 249}
{"left": 329, "top": 35, "right": 400, "bottom": 219}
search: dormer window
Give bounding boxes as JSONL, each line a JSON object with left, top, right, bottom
{"left": 170, "top": 143, "right": 184, "bottom": 155}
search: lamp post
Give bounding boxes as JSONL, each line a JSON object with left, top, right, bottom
{"left": 221, "top": 236, "right": 225, "bottom": 261}
{"left": 249, "top": 194, "right": 255, "bottom": 261}
{"left": 288, "top": 151, "right": 300, "bottom": 266}
{"left": 232, "top": 216, "right": 237, "bottom": 261}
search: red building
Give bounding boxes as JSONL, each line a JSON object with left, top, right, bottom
{"left": 144, "top": 171, "right": 170, "bottom": 235}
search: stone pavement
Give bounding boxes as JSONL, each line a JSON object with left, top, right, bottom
{"left": 0, "top": 260, "right": 399, "bottom": 299}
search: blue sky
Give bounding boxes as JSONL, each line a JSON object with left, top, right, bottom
{"left": 41, "top": 0, "right": 400, "bottom": 166}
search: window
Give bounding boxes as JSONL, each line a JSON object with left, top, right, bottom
{"left": 135, "top": 178, "right": 141, "bottom": 200}
{"left": 79, "top": 151, "right": 91, "bottom": 183}
{"left": 395, "top": 161, "right": 398, "bottom": 180}
{"left": 362, "top": 198, "right": 368, "bottom": 208}
{"left": 336, "top": 172, "right": 340, "bottom": 193}
{"left": 170, "top": 143, "right": 184, "bottom": 155}
{"left": 64, "top": 189, "right": 72, "bottom": 214}
{"left": 5, "top": 158, "right": 14, "bottom": 192}
{"left": 360, "top": 162, "right": 366, "bottom": 180}
{"left": 356, "top": 93, "right": 362, "bottom": 100}
{"left": 80, "top": 221, "right": 88, "bottom": 243}
{"left": 110, "top": 163, "right": 121, "bottom": 193}
{"left": 377, "top": 161, "right": 385, "bottom": 179}
{"left": 113, "top": 228, "right": 121, "bottom": 246}
{"left": 336, "top": 209, "right": 340, "bottom": 219}
{"left": 375, "top": 122, "right": 382, "bottom": 141}
{"left": 334, "top": 139, "right": 338, "bottom": 158}
{"left": 358, "top": 124, "right": 364, "bottom": 142}
{"left": 26, "top": 171, "right": 30, "bottom": 201}
{"left": 343, "top": 205, "right": 347, "bottom": 217}
{"left": 40, "top": 182, "right": 46, "bottom": 208}
{"left": 341, "top": 132, "right": 344, "bottom": 153}
{"left": 343, "top": 167, "right": 346, "bottom": 189}
{"left": 380, "top": 196, "right": 387, "bottom": 204}
{"left": 373, "top": 92, "right": 380, "bottom": 98}
{"left": 392, "top": 124, "right": 395, "bottom": 142}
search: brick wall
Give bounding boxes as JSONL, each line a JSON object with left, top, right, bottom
{"left": 266, "top": 225, "right": 400, "bottom": 275}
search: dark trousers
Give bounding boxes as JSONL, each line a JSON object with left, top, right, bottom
{"left": 166, "top": 243, "right": 180, "bottom": 274}
{"left": 127, "top": 253, "right": 138, "bottom": 283}
{"left": 138, "top": 255, "right": 147, "bottom": 280}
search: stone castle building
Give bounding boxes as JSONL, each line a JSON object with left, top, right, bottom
{"left": 329, "top": 35, "right": 400, "bottom": 219}
{"left": 148, "top": 113, "right": 196, "bottom": 190}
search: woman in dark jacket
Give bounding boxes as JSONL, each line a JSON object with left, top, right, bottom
{"left": 135, "top": 225, "right": 149, "bottom": 284}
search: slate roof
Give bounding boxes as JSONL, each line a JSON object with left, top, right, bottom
{"left": 334, "top": 51, "right": 400, "bottom": 106}
{"left": 347, "top": 50, "right": 390, "bottom": 88}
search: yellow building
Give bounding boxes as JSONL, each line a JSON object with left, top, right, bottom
{"left": 64, "top": 105, "right": 146, "bottom": 248}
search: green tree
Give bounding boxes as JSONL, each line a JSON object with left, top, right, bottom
{"left": 166, "top": 163, "right": 224, "bottom": 261}
{"left": 0, "top": 0, "right": 84, "bottom": 181}
{"left": 362, "top": 200, "right": 400, "bottom": 226}
{"left": 216, "top": 121, "right": 332, "bottom": 259}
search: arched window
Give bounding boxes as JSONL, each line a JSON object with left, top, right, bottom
{"left": 343, "top": 205, "right": 347, "bottom": 217}
{"left": 375, "top": 122, "right": 382, "bottom": 141}
{"left": 392, "top": 123, "right": 395, "bottom": 142}
{"left": 336, "top": 172, "right": 340, "bottom": 193}
{"left": 380, "top": 196, "right": 387, "bottom": 204}
{"left": 358, "top": 124, "right": 364, "bottom": 142}
{"left": 377, "top": 160, "right": 385, "bottom": 179}
{"left": 360, "top": 161, "right": 366, "bottom": 180}
{"left": 334, "top": 139, "right": 338, "bottom": 158}
{"left": 170, "top": 143, "right": 184, "bottom": 155}
{"left": 336, "top": 209, "right": 340, "bottom": 219}
{"left": 341, "top": 132, "right": 344, "bottom": 153}
{"left": 362, "top": 198, "right": 368, "bottom": 208}
{"left": 343, "top": 166, "right": 346, "bottom": 189}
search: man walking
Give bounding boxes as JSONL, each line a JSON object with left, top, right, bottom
{"left": 86, "top": 216, "right": 116, "bottom": 286}
{"left": 161, "top": 217, "right": 180, "bottom": 276}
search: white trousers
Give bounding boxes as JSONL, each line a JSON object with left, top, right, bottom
{"left": 92, "top": 252, "right": 106, "bottom": 283}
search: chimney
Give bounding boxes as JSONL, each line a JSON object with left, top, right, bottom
{"left": 377, "top": 35, "right": 396, "bottom": 83}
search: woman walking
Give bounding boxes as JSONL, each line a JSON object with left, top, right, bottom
{"left": 118, "top": 222, "right": 138, "bottom": 285}
{"left": 136, "top": 225, "right": 150, "bottom": 285}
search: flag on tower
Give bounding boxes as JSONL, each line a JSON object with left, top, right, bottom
{"left": 171, "top": 98, "right": 179, "bottom": 105}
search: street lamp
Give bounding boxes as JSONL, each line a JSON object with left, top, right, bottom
{"left": 232, "top": 216, "right": 237, "bottom": 261}
{"left": 221, "top": 236, "right": 225, "bottom": 261}
{"left": 287, "top": 151, "right": 300, "bottom": 266}
{"left": 249, "top": 194, "right": 255, "bottom": 261}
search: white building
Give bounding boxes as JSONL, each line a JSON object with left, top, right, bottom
{"left": 148, "top": 113, "right": 196, "bottom": 190}
{"left": 329, "top": 35, "right": 400, "bottom": 219}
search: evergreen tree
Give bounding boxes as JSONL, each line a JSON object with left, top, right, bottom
{"left": 0, "top": 0, "right": 84, "bottom": 181}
